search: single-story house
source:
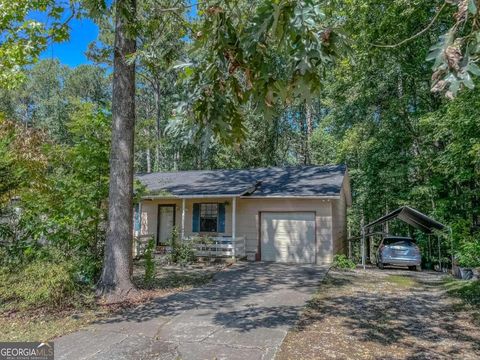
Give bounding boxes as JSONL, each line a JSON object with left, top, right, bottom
{"left": 134, "top": 165, "right": 351, "bottom": 265}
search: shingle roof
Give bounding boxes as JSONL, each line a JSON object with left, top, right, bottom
{"left": 137, "top": 165, "right": 347, "bottom": 198}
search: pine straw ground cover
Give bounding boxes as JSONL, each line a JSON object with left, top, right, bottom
{"left": 277, "top": 267, "right": 480, "bottom": 360}
{"left": 0, "top": 257, "right": 225, "bottom": 341}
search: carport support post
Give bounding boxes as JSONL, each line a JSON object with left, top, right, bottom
{"left": 181, "top": 198, "right": 186, "bottom": 240}
{"left": 449, "top": 227, "right": 453, "bottom": 273}
{"left": 437, "top": 234, "right": 442, "bottom": 271}
{"left": 361, "top": 227, "right": 366, "bottom": 270}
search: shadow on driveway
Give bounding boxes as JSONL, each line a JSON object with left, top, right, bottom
{"left": 96, "top": 262, "right": 323, "bottom": 326}
{"left": 57, "top": 262, "right": 327, "bottom": 360}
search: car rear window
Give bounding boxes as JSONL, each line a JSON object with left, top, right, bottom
{"left": 383, "top": 238, "right": 414, "bottom": 247}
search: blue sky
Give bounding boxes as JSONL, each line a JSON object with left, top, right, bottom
{"left": 40, "top": 2, "right": 197, "bottom": 67}
{"left": 40, "top": 17, "right": 98, "bottom": 67}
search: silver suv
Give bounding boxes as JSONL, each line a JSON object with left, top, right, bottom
{"left": 377, "top": 236, "right": 421, "bottom": 270}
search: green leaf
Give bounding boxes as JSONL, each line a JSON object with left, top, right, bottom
{"left": 466, "top": 62, "right": 480, "bottom": 75}
{"left": 468, "top": 0, "right": 477, "bottom": 15}
{"left": 462, "top": 72, "right": 475, "bottom": 89}
{"left": 450, "top": 78, "right": 460, "bottom": 95}
{"left": 426, "top": 48, "right": 442, "bottom": 62}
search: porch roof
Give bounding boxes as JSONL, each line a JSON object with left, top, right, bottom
{"left": 137, "top": 165, "right": 348, "bottom": 199}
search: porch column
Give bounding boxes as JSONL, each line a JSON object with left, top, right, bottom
{"left": 181, "top": 198, "right": 186, "bottom": 240}
{"left": 232, "top": 197, "right": 237, "bottom": 257}
{"left": 232, "top": 197, "right": 237, "bottom": 240}
{"left": 134, "top": 202, "right": 142, "bottom": 237}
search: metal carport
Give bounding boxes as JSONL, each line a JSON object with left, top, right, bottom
{"left": 357, "top": 206, "right": 450, "bottom": 270}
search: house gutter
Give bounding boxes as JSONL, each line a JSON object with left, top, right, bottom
{"left": 141, "top": 194, "right": 341, "bottom": 200}
{"left": 239, "top": 195, "right": 340, "bottom": 200}
{"left": 141, "top": 194, "right": 242, "bottom": 200}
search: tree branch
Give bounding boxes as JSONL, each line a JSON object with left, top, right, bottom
{"left": 370, "top": 3, "right": 446, "bottom": 49}
{"left": 156, "top": 2, "right": 199, "bottom": 13}
{"left": 45, "top": 5, "right": 77, "bottom": 43}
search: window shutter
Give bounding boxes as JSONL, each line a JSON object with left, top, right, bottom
{"left": 192, "top": 203, "right": 200, "bottom": 232}
{"left": 218, "top": 203, "right": 225, "bottom": 233}
{"left": 134, "top": 203, "right": 140, "bottom": 232}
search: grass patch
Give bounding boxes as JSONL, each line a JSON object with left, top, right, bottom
{"left": 0, "top": 309, "right": 105, "bottom": 341}
{"left": 0, "top": 261, "right": 80, "bottom": 312}
{"left": 0, "top": 263, "right": 102, "bottom": 341}
{"left": 385, "top": 275, "right": 417, "bottom": 288}
{"left": 443, "top": 277, "right": 480, "bottom": 326}
{"left": 443, "top": 278, "right": 480, "bottom": 306}
{"left": 134, "top": 270, "right": 215, "bottom": 290}
{"left": 132, "top": 256, "right": 223, "bottom": 291}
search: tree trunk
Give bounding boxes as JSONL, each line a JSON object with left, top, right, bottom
{"left": 305, "top": 102, "right": 313, "bottom": 165}
{"left": 173, "top": 150, "right": 179, "bottom": 170}
{"left": 155, "top": 145, "right": 160, "bottom": 172}
{"left": 154, "top": 83, "right": 162, "bottom": 172}
{"left": 299, "top": 103, "right": 310, "bottom": 165}
{"left": 97, "top": 0, "right": 137, "bottom": 302}
{"left": 146, "top": 147, "right": 151, "bottom": 173}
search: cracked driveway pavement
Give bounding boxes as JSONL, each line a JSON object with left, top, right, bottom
{"left": 56, "top": 262, "right": 327, "bottom": 360}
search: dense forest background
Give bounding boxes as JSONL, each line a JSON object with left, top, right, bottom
{"left": 1, "top": 0, "right": 479, "bottom": 282}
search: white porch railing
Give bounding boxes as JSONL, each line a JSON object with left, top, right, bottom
{"left": 186, "top": 236, "right": 246, "bottom": 258}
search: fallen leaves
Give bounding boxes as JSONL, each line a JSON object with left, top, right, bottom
{"left": 277, "top": 268, "right": 480, "bottom": 360}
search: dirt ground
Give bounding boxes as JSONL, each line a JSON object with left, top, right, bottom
{"left": 277, "top": 267, "right": 480, "bottom": 360}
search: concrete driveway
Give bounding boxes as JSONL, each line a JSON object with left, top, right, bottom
{"left": 56, "top": 263, "right": 326, "bottom": 360}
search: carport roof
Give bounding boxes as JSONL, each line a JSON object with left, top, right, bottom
{"left": 136, "top": 165, "right": 348, "bottom": 199}
{"left": 364, "top": 206, "right": 446, "bottom": 234}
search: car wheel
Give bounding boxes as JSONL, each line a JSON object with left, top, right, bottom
{"left": 408, "top": 265, "right": 417, "bottom": 271}
{"left": 378, "top": 262, "right": 384, "bottom": 270}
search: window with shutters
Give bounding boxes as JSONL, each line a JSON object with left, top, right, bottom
{"left": 200, "top": 203, "right": 218, "bottom": 232}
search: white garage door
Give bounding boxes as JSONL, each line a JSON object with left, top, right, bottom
{"left": 261, "top": 212, "right": 316, "bottom": 264}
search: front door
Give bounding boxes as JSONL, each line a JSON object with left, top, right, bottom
{"left": 157, "top": 205, "right": 175, "bottom": 245}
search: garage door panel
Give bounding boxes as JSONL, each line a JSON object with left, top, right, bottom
{"left": 265, "top": 233, "right": 311, "bottom": 243}
{"left": 269, "top": 247, "right": 315, "bottom": 263}
{"left": 261, "top": 212, "right": 316, "bottom": 264}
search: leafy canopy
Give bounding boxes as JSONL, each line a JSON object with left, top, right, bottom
{"left": 0, "top": 1, "right": 77, "bottom": 88}
{"left": 428, "top": 0, "right": 480, "bottom": 98}
{"left": 172, "top": 0, "right": 346, "bottom": 144}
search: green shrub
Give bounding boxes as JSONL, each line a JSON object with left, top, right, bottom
{"left": 72, "top": 254, "right": 102, "bottom": 285}
{"left": 170, "top": 242, "right": 196, "bottom": 265}
{"left": 456, "top": 240, "right": 480, "bottom": 268}
{"left": 169, "top": 227, "right": 196, "bottom": 265}
{"left": 169, "top": 226, "right": 179, "bottom": 258}
{"left": 332, "top": 254, "right": 356, "bottom": 270}
{"left": 0, "top": 260, "right": 76, "bottom": 310}
{"left": 144, "top": 237, "right": 155, "bottom": 285}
